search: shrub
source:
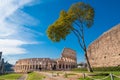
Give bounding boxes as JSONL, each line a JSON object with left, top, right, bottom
{"left": 93, "top": 66, "right": 120, "bottom": 71}
{"left": 72, "top": 66, "right": 120, "bottom": 72}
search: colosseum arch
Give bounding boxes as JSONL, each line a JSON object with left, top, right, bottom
{"left": 14, "top": 48, "right": 77, "bottom": 73}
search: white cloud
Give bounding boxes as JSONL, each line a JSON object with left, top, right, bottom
{"left": 0, "top": 0, "right": 43, "bottom": 58}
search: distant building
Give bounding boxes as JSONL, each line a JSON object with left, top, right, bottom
{"left": 87, "top": 24, "right": 120, "bottom": 67}
{"left": 0, "top": 52, "right": 4, "bottom": 74}
{"left": 77, "top": 62, "right": 87, "bottom": 68}
{"left": 14, "top": 48, "right": 77, "bottom": 73}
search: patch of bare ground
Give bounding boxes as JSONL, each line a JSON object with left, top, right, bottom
{"left": 38, "top": 71, "right": 83, "bottom": 80}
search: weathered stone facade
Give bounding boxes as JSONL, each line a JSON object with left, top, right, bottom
{"left": 14, "top": 48, "right": 77, "bottom": 73}
{"left": 87, "top": 24, "right": 120, "bottom": 67}
{"left": 0, "top": 52, "right": 4, "bottom": 74}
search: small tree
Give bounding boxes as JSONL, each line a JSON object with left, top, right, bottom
{"left": 46, "top": 2, "right": 94, "bottom": 72}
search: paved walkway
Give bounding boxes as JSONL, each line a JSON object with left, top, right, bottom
{"left": 38, "top": 71, "right": 82, "bottom": 80}
{"left": 17, "top": 74, "right": 28, "bottom": 80}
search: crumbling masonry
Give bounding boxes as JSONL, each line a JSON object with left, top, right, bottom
{"left": 87, "top": 24, "right": 120, "bottom": 67}
{"left": 14, "top": 48, "right": 77, "bottom": 73}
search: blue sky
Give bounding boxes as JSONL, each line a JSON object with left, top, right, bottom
{"left": 0, "top": 0, "right": 120, "bottom": 64}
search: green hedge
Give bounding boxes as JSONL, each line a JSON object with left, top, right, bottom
{"left": 72, "top": 68, "right": 87, "bottom": 72}
{"left": 93, "top": 66, "right": 120, "bottom": 71}
{"left": 72, "top": 66, "right": 120, "bottom": 71}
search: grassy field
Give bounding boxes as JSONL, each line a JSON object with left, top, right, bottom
{"left": 79, "top": 76, "right": 120, "bottom": 80}
{"left": 26, "top": 72, "right": 45, "bottom": 80}
{"left": 78, "top": 71, "right": 120, "bottom": 80}
{"left": 0, "top": 73, "right": 23, "bottom": 80}
{"left": 0, "top": 71, "right": 120, "bottom": 80}
{"left": 72, "top": 68, "right": 120, "bottom": 80}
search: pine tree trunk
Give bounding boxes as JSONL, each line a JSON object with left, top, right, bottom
{"left": 85, "top": 50, "right": 93, "bottom": 72}
{"left": 72, "top": 27, "right": 93, "bottom": 72}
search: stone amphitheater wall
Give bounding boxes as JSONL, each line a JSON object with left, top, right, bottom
{"left": 87, "top": 24, "right": 120, "bottom": 67}
{"left": 14, "top": 48, "right": 77, "bottom": 73}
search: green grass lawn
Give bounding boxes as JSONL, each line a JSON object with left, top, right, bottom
{"left": 72, "top": 68, "right": 120, "bottom": 80}
{"left": 78, "top": 71, "right": 120, "bottom": 80}
{"left": 27, "top": 72, "right": 45, "bottom": 80}
{"left": 0, "top": 73, "right": 23, "bottom": 80}
{"left": 79, "top": 76, "right": 120, "bottom": 80}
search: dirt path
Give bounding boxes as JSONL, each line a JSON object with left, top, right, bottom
{"left": 39, "top": 71, "right": 82, "bottom": 80}
{"left": 17, "top": 74, "right": 28, "bottom": 80}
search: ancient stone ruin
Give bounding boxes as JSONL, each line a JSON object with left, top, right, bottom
{"left": 0, "top": 52, "right": 4, "bottom": 74}
{"left": 87, "top": 24, "right": 120, "bottom": 67}
{"left": 14, "top": 48, "right": 77, "bottom": 73}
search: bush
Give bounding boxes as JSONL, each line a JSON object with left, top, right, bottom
{"left": 72, "top": 66, "right": 120, "bottom": 72}
{"left": 87, "top": 73, "right": 109, "bottom": 76}
{"left": 93, "top": 66, "right": 120, "bottom": 71}
{"left": 72, "top": 68, "right": 87, "bottom": 72}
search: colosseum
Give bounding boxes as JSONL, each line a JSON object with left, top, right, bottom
{"left": 87, "top": 24, "right": 120, "bottom": 67}
{"left": 14, "top": 48, "right": 77, "bottom": 73}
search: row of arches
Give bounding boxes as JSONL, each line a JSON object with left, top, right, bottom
{"left": 15, "top": 63, "right": 76, "bottom": 72}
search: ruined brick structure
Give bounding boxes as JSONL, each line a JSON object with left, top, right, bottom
{"left": 0, "top": 52, "right": 4, "bottom": 74}
{"left": 14, "top": 48, "right": 77, "bottom": 73}
{"left": 87, "top": 24, "right": 120, "bottom": 67}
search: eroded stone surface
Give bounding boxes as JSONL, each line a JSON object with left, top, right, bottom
{"left": 87, "top": 24, "right": 120, "bottom": 67}
{"left": 14, "top": 48, "right": 77, "bottom": 73}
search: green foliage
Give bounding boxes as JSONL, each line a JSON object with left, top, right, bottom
{"left": 93, "top": 66, "right": 120, "bottom": 71}
{"left": 87, "top": 73, "right": 109, "bottom": 76}
{"left": 46, "top": 2, "right": 95, "bottom": 72}
{"left": 68, "top": 2, "right": 94, "bottom": 27}
{"left": 79, "top": 77, "right": 91, "bottom": 80}
{"left": 4, "top": 62, "right": 14, "bottom": 72}
{"left": 79, "top": 76, "right": 111, "bottom": 80}
{"left": 72, "top": 68, "right": 87, "bottom": 72}
{"left": 46, "top": 2, "right": 94, "bottom": 42}
{"left": 47, "top": 10, "right": 73, "bottom": 42}
{"left": 72, "top": 66, "right": 120, "bottom": 72}
{"left": 78, "top": 72, "right": 120, "bottom": 80}
{"left": 0, "top": 73, "right": 22, "bottom": 80}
